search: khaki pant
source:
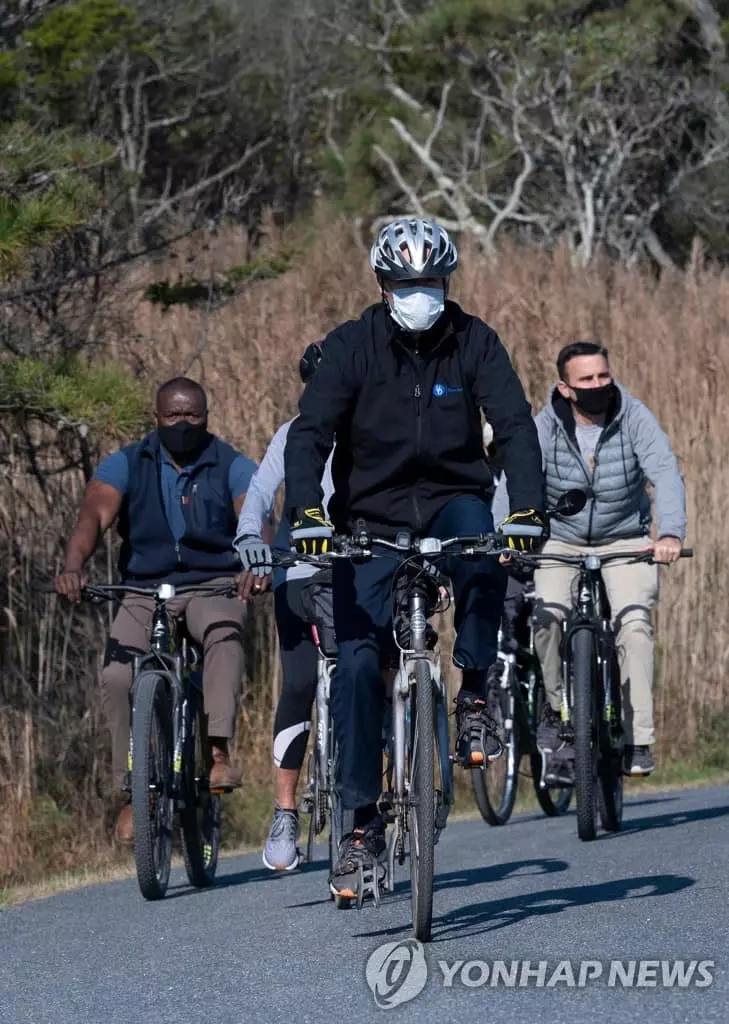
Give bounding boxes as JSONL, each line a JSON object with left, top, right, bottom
{"left": 101, "top": 578, "right": 247, "bottom": 785}
{"left": 533, "top": 538, "right": 659, "bottom": 746}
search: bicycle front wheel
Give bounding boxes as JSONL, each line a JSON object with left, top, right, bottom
{"left": 471, "top": 669, "right": 519, "bottom": 826}
{"left": 571, "top": 628, "right": 598, "bottom": 842}
{"left": 598, "top": 650, "right": 623, "bottom": 833}
{"left": 328, "top": 736, "right": 353, "bottom": 902}
{"left": 131, "top": 672, "right": 174, "bottom": 900}
{"left": 180, "top": 700, "right": 221, "bottom": 888}
{"left": 409, "top": 660, "right": 435, "bottom": 942}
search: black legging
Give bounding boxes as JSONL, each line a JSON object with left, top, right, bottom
{"left": 272, "top": 579, "right": 319, "bottom": 771}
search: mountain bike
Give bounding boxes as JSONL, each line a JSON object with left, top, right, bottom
{"left": 516, "top": 546, "right": 692, "bottom": 841}
{"left": 287, "top": 527, "right": 515, "bottom": 941}
{"left": 470, "top": 582, "right": 572, "bottom": 825}
{"left": 471, "top": 490, "right": 587, "bottom": 826}
{"left": 286, "top": 570, "right": 353, "bottom": 874}
{"left": 72, "top": 581, "right": 235, "bottom": 898}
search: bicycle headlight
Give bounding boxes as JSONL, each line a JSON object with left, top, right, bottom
{"left": 419, "top": 537, "right": 442, "bottom": 555}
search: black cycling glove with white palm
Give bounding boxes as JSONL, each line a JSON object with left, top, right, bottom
{"left": 289, "top": 505, "right": 333, "bottom": 555}
{"left": 500, "top": 508, "right": 548, "bottom": 552}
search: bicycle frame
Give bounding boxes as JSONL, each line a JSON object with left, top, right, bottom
{"left": 560, "top": 561, "right": 619, "bottom": 739}
{"left": 119, "top": 587, "right": 218, "bottom": 802}
{"left": 385, "top": 582, "right": 453, "bottom": 893}
{"left": 302, "top": 623, "right": 338, "bottom": 861}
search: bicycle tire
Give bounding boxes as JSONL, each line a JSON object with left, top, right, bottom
{"left": 303, "top": 750, "right": 318, "bottom": 864}
{"left": 131, "top": 672, "right": 174, "bottom": 900}
{"left": 180, "top": 700, "right": 221, "bottom": 888}
{"left": 328, "top": 736, "right": 353, "bottom": 900}
{"left": 571, "top": 628, "right": 598, "bottom": 842}
{"left": 530, "top": 683, "right": 572, "bottom": 817}
{"left": 598, "top": 651, "right": 623, "bottom": 833}
{"left": 471, "top": 669, "right": 519, "bottom": 826}
{"left": 410, "top": 659, "right": 435, "bottom": 942}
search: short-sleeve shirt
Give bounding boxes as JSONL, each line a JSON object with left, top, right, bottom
{"left": 94, "top": 445, "right": 256, "bottom": 542}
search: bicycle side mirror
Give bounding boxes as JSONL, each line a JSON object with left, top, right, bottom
{"left": 549, "top": 489, "right": 587, "bottom": 518}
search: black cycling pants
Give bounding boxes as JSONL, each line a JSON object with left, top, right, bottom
{"left": 272, "top": 579, "right": 318, "bottom": 771}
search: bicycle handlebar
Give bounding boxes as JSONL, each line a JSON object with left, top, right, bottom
{"left": 271, "top": 530, "right": 509, "bottom": 569}
{"left": 38, "top": 581, "right": 237, "bottom": 602}
{"left": 511, "top": 547, "right": 693, "bottom": 568}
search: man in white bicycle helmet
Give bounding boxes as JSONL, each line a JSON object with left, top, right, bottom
{"left": 284, "top": 217, "right": 546, "bottom": 902}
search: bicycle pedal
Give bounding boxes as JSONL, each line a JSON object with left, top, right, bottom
{"left": 356, "top": 862, "right": 381, "bottom": 910}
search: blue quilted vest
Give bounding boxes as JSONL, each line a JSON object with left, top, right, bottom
{"left": 116, "top": 432, "right": 239, "bottom": 585}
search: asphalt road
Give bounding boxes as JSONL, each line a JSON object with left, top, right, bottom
{"left": 2, "top": 785, "right": 728, "bottom": 1024}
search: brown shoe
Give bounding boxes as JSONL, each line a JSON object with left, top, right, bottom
{"left": 209, "top": 749, "right": 243, "bottom": 792}
{"left": 114, "top": 803, "right": 134, "bottom": 844}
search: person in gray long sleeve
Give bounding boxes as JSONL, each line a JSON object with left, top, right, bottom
{"left": 235, "top": 344, "right": 335, "bottom": 871}
{"left": 497, "top": 341, "right": 686, "bottom": 781}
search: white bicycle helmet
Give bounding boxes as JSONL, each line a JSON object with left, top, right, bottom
{"left": 370, "top": 218, "right": 458, "bottom": 281}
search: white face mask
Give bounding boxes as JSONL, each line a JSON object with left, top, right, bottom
{"left": 388, "top": 284, "right": 445, "bottom": 333}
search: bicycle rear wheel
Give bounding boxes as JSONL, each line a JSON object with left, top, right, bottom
{"left": 180, "top": 700, "right": 221, "bottom": 887}
{"left": 132, "top": 672, "right": 174, "bottom": 900}
{"left": 471, "top": 667, "right": 519, "bottom": 826}
{"left": 571, "top": 628, "right": 598, "bottom": 842}
{"left": 530, "top": 682, "right": 572, "bottom": 817}
{"left": 409, "top": 660, "right": 435, "bottom": 942}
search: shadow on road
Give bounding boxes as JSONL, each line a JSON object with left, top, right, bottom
{"left": 616, "top": 803, "right": 729, "bottom": 837}
{"left": 621, "top": 795, "right": 680, "bottom": 810}
{"left": 357, "top": 872, "right": 695, "bottom": 942}
{"left": 160, "top": 857, "right": 330, "bottom": 900}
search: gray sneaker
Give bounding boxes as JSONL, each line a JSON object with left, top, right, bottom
{"left": 262, "top": 807, "right": 301, "bottom": 871}
{"left": 537, "top": 704, "right": 575, "bottom": 786}
{"left": 623, "top": 745, "right": 655, "bottom": 777}
{"left": 536, "top": 703, "right": 562, "bottom": 752}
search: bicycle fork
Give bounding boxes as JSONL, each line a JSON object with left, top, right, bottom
{"left": 384, "top": 590, "right": 453, "bottom": 897}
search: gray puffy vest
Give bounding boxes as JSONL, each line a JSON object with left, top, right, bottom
{"left": 540, "top": 386, "right": 652, "bottom": 544}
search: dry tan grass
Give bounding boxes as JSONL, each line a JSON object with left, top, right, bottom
{"left": 1, "top": 215, "right": 727, "bottom": 885}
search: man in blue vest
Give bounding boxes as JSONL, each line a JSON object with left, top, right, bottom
{"left": 54, "top": 377, "right": 256, "bottom": 842}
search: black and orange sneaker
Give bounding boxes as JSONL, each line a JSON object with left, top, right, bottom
{"left": 455, "top": 691, "right": 503, "bottom": 767}
{"left": 329, "top": 821, "right": 386, "bottom": 905}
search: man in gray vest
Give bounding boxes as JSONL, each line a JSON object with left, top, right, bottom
{"left": 494, "top": 341, "right": 686, "bottom": 780}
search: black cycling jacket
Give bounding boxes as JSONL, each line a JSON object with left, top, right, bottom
{"left": 284, "top": 301, "right": 544, "bottom": 536}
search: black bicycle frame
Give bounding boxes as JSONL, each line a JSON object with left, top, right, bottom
{"left": 560, "top": 561, "right": 619, "bottom": 733}
{"left": 125, "top": 593, "right": 204, "bottom": 800}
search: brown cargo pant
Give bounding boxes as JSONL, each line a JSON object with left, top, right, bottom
{"left": 101, "top": 577, "right": 247, "bottom": 785}
{"left": 532, "top": 538, "right": 659, "bottom": 746}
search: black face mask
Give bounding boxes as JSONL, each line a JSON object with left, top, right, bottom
{"left": 572, "top": 383, "right": 615, "bottom": 416}
{"left": 157, "top": 421, "right": 209, "bottom": 462}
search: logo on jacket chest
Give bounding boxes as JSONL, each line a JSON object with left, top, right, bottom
{"left": 432, "top": 382, "right": 464, "bottom": 398}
